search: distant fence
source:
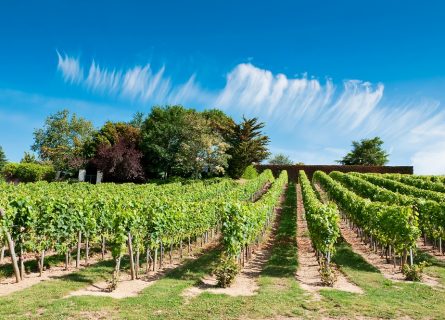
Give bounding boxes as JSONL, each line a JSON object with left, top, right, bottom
{"left": 255, "top": 164, "right": 413, "bottom": 182}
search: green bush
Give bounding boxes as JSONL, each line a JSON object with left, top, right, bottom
{"left": 402, "top": 261, "right": 428, "bottom": 281}
{"left": 214, "top": 255, "right": 239, "bottom": 288}
{"left": 241, "top": 165, "right": 258, "bottom": 180}
{"left": 2, "top": 162, "right": 55, "bottom": 182}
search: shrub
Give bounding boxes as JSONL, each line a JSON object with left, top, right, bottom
{"left": 241, "top": 165, "right": 258, "bottom": 180}
{"left": 319, "top": 263, "right": 337, "bottom": 287}
{"left": 402, "top": 261, "right": 428, "bottom": 281}
{"left": 214, "top": 255, "right": 239, "bottom": 288}
{"left": 2, "top": 162, "right": 55, "bottom": 182}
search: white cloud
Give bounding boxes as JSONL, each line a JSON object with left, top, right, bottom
{"left": 57, "top": 52, "right": 83, "bottom": 83}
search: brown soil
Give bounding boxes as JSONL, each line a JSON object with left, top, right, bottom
{"left": 314, "top": 183, "right": 441, "bottom": 288}
{"left": 0, "top": 251, "right": 112, "bottom": 297}
{"left": 68, "top": 235, "right": 220, "bottom": 299}
{"left": 295, "top": 184, "right": 363, "bottom": 297}
{"left": 183, "top": 186, "right": 287, "bottom": 299}
{"left": 417, "top": 239, "right": 445, "bottom": 262}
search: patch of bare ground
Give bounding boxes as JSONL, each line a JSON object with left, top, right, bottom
{"left": 68, "top": 235, "right": 220, "bottom": 299}
{"left": 296, "top": 184, "right": 363, "bottom": 298}
{"left": 183, "top": 187, "right": 287, "bottom": 299}
{"left": 0, "top": 251, "right": 112, "bottom": 297}
{"left": 417, "top": 238, "right": 445, "bottom": 262}
{"left": 314, "top": 183, "right": 442, "bottom": 288}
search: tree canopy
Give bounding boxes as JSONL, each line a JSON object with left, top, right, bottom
{"left": 227, "top": 117, "right": 270, "bottom": 178}
{"left": 32, "top": 109, "right": 95, "bottom": 172}
{"left": 338, "top": 137, "right": 389, "bottom": 166}
{"left": 268, "top": 153, "right": 293, "bottom": 165}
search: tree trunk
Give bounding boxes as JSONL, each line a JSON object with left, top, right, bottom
{"left": 146, "top": 248, "right": 151, "bottom": 274}
{"left": 127, "top": 232, "right": 135, "bottom": 280}
{"left": 76, "top": 231, "right": 82, "bottom": 268}
{"left": 179, "top": 241, "right": 183, "bottom": 259}
{"left": 65, "top": 251, "right": 70, "bottom": 271}
{"left": 110, "top": 255, "right": 122, "bottom": 291}
{"left": 38, "top": 250, "right": 45, "bottom": 277}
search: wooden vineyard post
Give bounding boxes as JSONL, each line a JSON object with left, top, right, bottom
{"left": 135, "top": 249, "right": 140, "bottom": 279}
{"left": 76, "top": 231, "right": 82, "bottom": 268}
{"left": 85, "top": 237, "right": 89, "bottom": 265}
{"left": 153, "top": 247, "right": 158, "bottom": 272}
{"left": 0, "top": 243, "right": 5, "bottom": 263}
{"left": 160, "top": 241, "right": 163, "bottom": 268}
{"left": 169, "top": 242, "right": 173, "bottom": 264}
{"left": 0, "top": 208, "right": 21, "bottom": 283}
{"left": 127, "top": 232, "right": 135, "bottom": 280}
{"left": 101, "top": 235, "right": 106, "bottom": 260}
{"left": 19, "top": 240, "right": 25, "bottom": 280}
{"left": 188, "top": 236, "right": 191, "bottom": 254}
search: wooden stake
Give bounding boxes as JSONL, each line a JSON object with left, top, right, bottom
{"left": 127, "top": 232, "right": 135, "bottom": 280}
{"left": 76, "top": 231, "right": 82, "bottom": 268}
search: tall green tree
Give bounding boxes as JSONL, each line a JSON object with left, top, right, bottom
{"left": 268, "top": 153, "right": 293, "bottom": 165}
{"left": 32, "top": 109, "right": 95, "bottom": 172}
{"left": 176, "top": 112, "right": 230, "bottom": 178}
{"left": 0, "top": 146, "right": 7, "bottom": 170}
{"left": 227, "top": 117, "right": 270, "bottom": 178}
{"left": 338, "top": 137, "right": 389, "bottom": 166}
{"left": 140, "top": 105, "right": 191, "bottom": 178}
{"left": 140, "top": 106, "right": 232, "bottom": 178}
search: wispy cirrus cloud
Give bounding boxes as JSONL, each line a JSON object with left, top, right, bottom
{"left": 56, "top": 53, "right": 445, "bottom": 173}
{"left": 57, "top": 52, "right": 83, "bottom": 83}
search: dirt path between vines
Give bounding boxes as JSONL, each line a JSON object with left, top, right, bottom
{"left": 314, "top": 183, "right": 441, "bottom": 287}
{"left": 295, "top": 184, "right": 362, "bottom": 298}
{"left": 68, "top": 235, "right": 220, "bottom": 299}
{"left": 183, "top": 187, "right": 287, "bottom": 299}
{"left": 417, "top": 239, "right": 445, "bottom": 262}
{"left": 0, "top": 251, "right": 112, "bottom": 297}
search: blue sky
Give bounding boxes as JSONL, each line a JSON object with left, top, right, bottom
{"left": 1, "top": 0, "right": 445, "bottom": 173}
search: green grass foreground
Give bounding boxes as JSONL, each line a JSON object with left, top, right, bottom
{"left": 1, "top": 183, "right": 445, "bottom": 319}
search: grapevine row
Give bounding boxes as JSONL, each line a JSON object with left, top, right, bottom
{"left": 299, "top": 170, "right": 339, "bottom": 266}
{"left": 313, "top": 171, "right": 420, "bottom": 264}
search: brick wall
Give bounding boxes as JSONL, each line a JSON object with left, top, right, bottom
{"left": 255, "top": 164, "right": 413, "bottom": 182}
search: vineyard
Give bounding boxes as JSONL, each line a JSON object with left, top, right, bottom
{"left": 1, "top": 170, "right": 445, "bottom": 319}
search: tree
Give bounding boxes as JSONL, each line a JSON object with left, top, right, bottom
{"left": 20, "top": 152, "right": 38, "bottom": 164}
{"left": 268, "top": 153, "right": 293, "bottom": 165}
{"left": 227, "top": 117, "right": 270, "bottom": 178}
{"left": 140, "top": 106, "right": 232, "bottom": 178}
{"left": 31, "top": 109, "right": 95, "bottom": 172}
{"left": 140, "top": 105, "right": 191, "bottom": 178}
{"left": 337, "top": 137, "right": 389, "bottom": 166}
{"left": 129, "top": 111, "right": 145, "bottom": 129}
{"left": 90, "top": 122, "right": 145, "bottom": 182}
{"left": 176, "top": 112, "right": 230, "bottom": 178}
{"left": 0, "top": 146, "right": 7, "bottom": 170}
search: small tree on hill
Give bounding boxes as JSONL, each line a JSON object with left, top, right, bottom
{"left": 268, "top": 153, "right": 293, "bottom": 165}
{"left": 0, "top": 146, "right": 7, "bottom": 170}
{"left": 338, "top": 137, "right": 389, "bottom": 166}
